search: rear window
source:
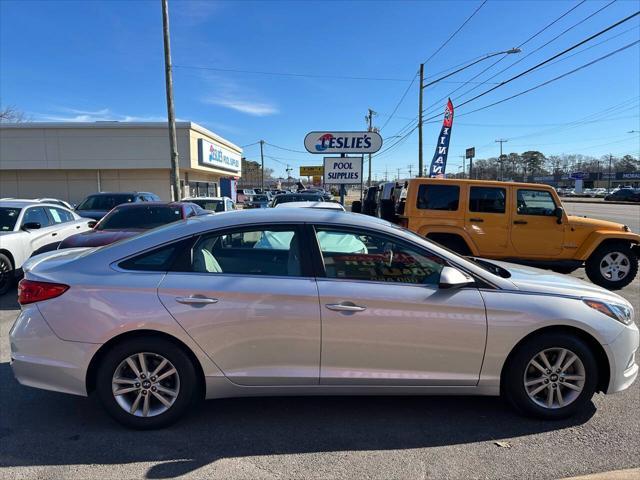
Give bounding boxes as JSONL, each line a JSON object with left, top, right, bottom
{"left": 98, "top": 206, "right": 182, "bottom": 230}
{"left": 416, "top": 184, "right": 459, "bottom": 211}
{"left": 469, "top": 187, "right": 506, "bottom": 213}
{"left": 190, "top": 199, "right": 224, "bottom": 212}
{"left": 77, "top": 194, "right": 134, "bottom": 211}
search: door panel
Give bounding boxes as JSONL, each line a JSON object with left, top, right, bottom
{"left": 158, "top": 274, "right": 321, "bottom": 385}
{"left": 464, "top": 186, "right": 509, "bottom": 254}
{"left": 511, "top": 188, "right": 564, "bottom": 256}
{"left": 318, "top": 280, "right": 487, "bottom": 386}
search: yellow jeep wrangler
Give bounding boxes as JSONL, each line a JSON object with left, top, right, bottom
{"left": 399, "top": 178, "right": 640, "bottom": 289}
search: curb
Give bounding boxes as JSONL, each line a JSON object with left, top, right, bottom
{"left": 560, "top": 468, "right": 640, "bottom": 480}
{"left": 562, "top": 199, "right": 639, "bottom": 206}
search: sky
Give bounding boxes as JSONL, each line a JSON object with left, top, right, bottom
{"left": 1, "top": 0, "right": 639, "bottom": 179}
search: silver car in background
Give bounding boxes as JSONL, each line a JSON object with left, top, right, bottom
{"left": 10, "top": 209, "right": 638, "bottom": 429}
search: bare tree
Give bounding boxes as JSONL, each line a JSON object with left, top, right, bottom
{"left": 0, "top": 105, "right": 29, "bottom": 123}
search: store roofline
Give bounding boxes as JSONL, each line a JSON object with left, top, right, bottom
{"left": 0, "top": 121, "right": 242, "bottom": 153}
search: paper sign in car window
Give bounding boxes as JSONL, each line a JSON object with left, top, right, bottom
{"left": 50, "top": 209, "right": 62, "bottom": 223}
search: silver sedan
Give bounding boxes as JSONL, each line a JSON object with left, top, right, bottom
{"left": 9, "top": 209, "right": 639, "bottom": 428}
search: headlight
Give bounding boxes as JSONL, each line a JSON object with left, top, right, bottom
{"left": 584, "top": 299, "right": 634, "bottom": 325}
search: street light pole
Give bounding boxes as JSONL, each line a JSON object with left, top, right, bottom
{"left": 417, "top": 47, "right": 521, "bottom": 180}
{"left": 259, "top": 140, "right": 265, "bottom": 191}
{"left": 418, "top": 63, "right": 424, "bottom": 177}
{"left": 496, "top": 139, "right": 507, "bottom": 181}
{"left": 608, "top": 153, "right": 613, "bottom": 192}
{"left": 161, "top": 0, "right": 180, "bottom": 201}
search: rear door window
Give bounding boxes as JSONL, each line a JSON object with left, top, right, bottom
{"left": 416, "top": 184, "right": 460, "bottom": 211}
{"left": 22, "top": 207, "right": 52, "bottom": 228}
{"left": 46, "top": 207, "right": 74, "bottom": 224}
{"left": 469, "top": 187, "right": 506, "bottom": 213}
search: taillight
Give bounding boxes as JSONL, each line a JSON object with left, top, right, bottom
{"left": 18, "top": 280, "right": 69, "bottom": 305}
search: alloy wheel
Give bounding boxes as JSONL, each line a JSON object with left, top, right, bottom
{"left": 0, "top": 257, "right": 10, "bottom": 291}
{"left": 599, "top": 251, "right": 631, "bottom": 281}
{"left": 111, "top": 352, "right": 180, "bottom": 417}
{"left": 523, "top": 347, "right": 585, "bottom": 409}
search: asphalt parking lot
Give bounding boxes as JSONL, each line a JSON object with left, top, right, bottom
{"left": 1, "top": 202, "right": 639, "bottom": 480}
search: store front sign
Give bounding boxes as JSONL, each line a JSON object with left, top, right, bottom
{"left": 198, "top": 138, "right": 241, "bottom": 174}
{"left": 323, "top": 157, "right": 362, "bottom": 184}
{"left": 304, "top": 131, "right": 382, "bottom": 154}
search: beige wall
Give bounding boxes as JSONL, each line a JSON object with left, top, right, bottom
{"left": 0, "top": 168, "right": 225, "bottom": 203}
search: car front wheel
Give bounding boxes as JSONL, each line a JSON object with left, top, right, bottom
{"left": 585, "top": 243, "right": 638, "bottom": 290}
{"left": 96, "top": 337, "right": 199, "bottom": 429}
{"left": 502, "top": 333, "right": 598, "bottom": 419}
{"left": 0, "top": 253, "right": 14, "bottom": 295}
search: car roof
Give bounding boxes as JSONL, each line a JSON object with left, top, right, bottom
{"left": 275, "top": 201, "right": 344, "bottom": 210}
{"left": 407, "top": 178, "right": 556, "bottom": 189}
{"left": 109, "top": 201, "right": 187, "bottom": 209}
{"left": 183, "top": 196, "right": 228, "bottom": 201}
{"left": 85, "top": 192, "right": 155, "bottom": 196}
{"left": 0, "top": 199, "right": 67, "bottom": 209}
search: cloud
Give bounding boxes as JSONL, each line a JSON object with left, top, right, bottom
{"left": 204, "top": 96, "right": 279, "bottom": 116}
{"left": 30, "top": 108, "right": 172, "bottom": 123}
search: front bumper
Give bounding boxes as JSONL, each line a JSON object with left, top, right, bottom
{"left": 604, "top": 321, "right": 639, "bottom": 394}
{"left": 9, "top": 305, "right": 100, "bottom": 397}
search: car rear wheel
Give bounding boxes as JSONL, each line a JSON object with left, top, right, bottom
{"left": 585, "top": 243, "right": 638, "bottom": 290}
{"left": 502, "top": 333, "right": 597, "bottom": 419}
{"left": 96, "top": 337, "right": 199, "bottom": 429}
{"left": 0, "top": 253, "right": 14, "bottom": 295}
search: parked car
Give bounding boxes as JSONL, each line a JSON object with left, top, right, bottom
{"left": 604, "top": 188, "right": 640, "bottom": 202}
{"left": 236, "top": 189, "right": 256, "bottom": 204}
{"left": 304, "top": 188, "right": 333, "bottom": 201}
{"left": 398, "top": 179, "right": 639, "bottom": 289}
{"left": 182, "top": 196, "right": 235, "bottom": 212}
{"left": 270, "top": 193, "right": 324, "bottom": 207}
{"left": 58, "top": 202, "right": 207, "bottom": 249}
{"left": 593, "top": 188, "right": 608, "bottom": 198}
{"left": 75, "top": 192, "right": 161, "bottom": 221}
{"left": 11, "top": 208, "right": 638, "bottom": 428}
{"left": 244, "top": 194, "right": 271, "bottom": 209}
{"left": 275, "top": 201, "right": 345, "bottom": 211}
{"left": 0, "top": 200, "right": 92, "bottom": 294}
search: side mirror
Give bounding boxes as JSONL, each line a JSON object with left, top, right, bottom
{"left": 88, "top": 220, "right": 97, "bottom": 228}
{"left": 439, "top": 266, "right": 475, "bottom": 289}
{"left": 554, "top": 206, "right": 564, "bottom": 224}
{"left": 22, "top": 222, "right": 41, "bottom": 231}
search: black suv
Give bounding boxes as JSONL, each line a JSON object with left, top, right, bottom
{"left": 604, "top": 188, "right": 640, "bottom": 202}
{"left": 75, "top": 192, "right": 161, "bottom": 220}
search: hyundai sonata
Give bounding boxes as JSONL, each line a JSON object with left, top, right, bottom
{"left": 10, "top": 209, "right": 638, "bottom": 429}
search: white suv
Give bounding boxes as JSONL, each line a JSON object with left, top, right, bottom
{"left": 0, "top": 200, "right": 92, "bottom": 294}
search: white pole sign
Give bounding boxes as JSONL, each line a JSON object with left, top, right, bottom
{"left": 323, "top": 157, "right": 362, "bottom": 184}
{"left": 304, "top": 131, "right": 382, "bottom": 154}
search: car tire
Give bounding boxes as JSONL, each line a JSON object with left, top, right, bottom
{"left": 502, "top": 332, "right": 598, "bottom": 420}
{"left": 585, "top": 243, "right": 638, "bottom": 290}
{"left": 96, "top": 337, "right": 199, "bottom": 429}
{"left": 0, "top": 252, "right": 14, "bottom": 296}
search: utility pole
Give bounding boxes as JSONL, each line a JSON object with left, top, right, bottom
{"left": 161, "top": 0, "right": 180, "bottom": 201}
{"left": 418, "top": 63, "right": 424, "bottom": 177}
{"left": 259, "top": 140, "right": 265, "bottom": 191}
{"left": 460, "top": 155, "right": 466, "bottom": 179}
{"left": 385, "top": 166, "right": 389, "bottom": 181}
{"left": 397, "top": 168, "right": 401, "bottom": 181}
{"left": 366, "top": 108, "right": 377, "bottom": 187}
{"left": 408, "top": 164, "right": 413, "bottom": 178}
{"left": 607, "top": 153, "right": 613, "bottom": 192}
{"left": 495, "top": 139, "right": 507, "bottom": 181}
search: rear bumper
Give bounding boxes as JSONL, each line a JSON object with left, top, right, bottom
{"left": 9, "top": 305, "right": 100, "bottom": 397}
{"left": 604, "top": 322, "right": 639, "bottom": 394}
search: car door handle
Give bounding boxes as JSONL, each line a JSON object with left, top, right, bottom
{"left": 469, "top": 218, "right": 484, "bottom": 222}
{"left": 51, "top": 232, "right": 58, "bottom": 236}
{"left": 175, "top": 296, "right": 219, "bottom": 305}
{"left": 514, "top": 220, "right": 528, "bottom": 225}
{"left": 76, "top": 225, "right": 81, "bottom": 229}
{"left": 325, "top": 302, "right": 367, "bottom": 312}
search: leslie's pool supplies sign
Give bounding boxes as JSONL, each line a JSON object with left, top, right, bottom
{"left": 323, "top": 157, "right": 363, "bottom": 184}
{"left": 304, "top": 131, "right": 382, "bottom": 154}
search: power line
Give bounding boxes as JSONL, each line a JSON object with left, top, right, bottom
{"left": 174, "top": 64, "right": 412, "bottom": 82}
{"left": 456, "top": 40, "right": 640, "bottom": 118}
{"left": 423, "top": 0, "right": 488, "bottom": 64}
{"left": 264, "top": 142, "right": 308, "bottom": 154}
{"left": 419, "top": 10, "right": 640, "bottom": 123}
{"left": 421, "top": 0, "right": 590, "bottom": 117}
{"left": 380, "top": 71, "right": 418, "bottom": 130}
{"left": 444, "top": 0, "right": 617, "bottom": 109}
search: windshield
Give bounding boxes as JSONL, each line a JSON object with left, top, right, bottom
{"left": 97, "top": 205, "right": 183, "bottom": 230}
{"left": 252, "top": 195, "right": 269, "bottom": 202}
{"left": 189, "top": 199, "right": 224, "bottom": 212}
{"left": 77, "top": 194, "right": 134, "bottom": 211}
{"left": 0, "top": 207, "right": 21, "bottom": 232}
